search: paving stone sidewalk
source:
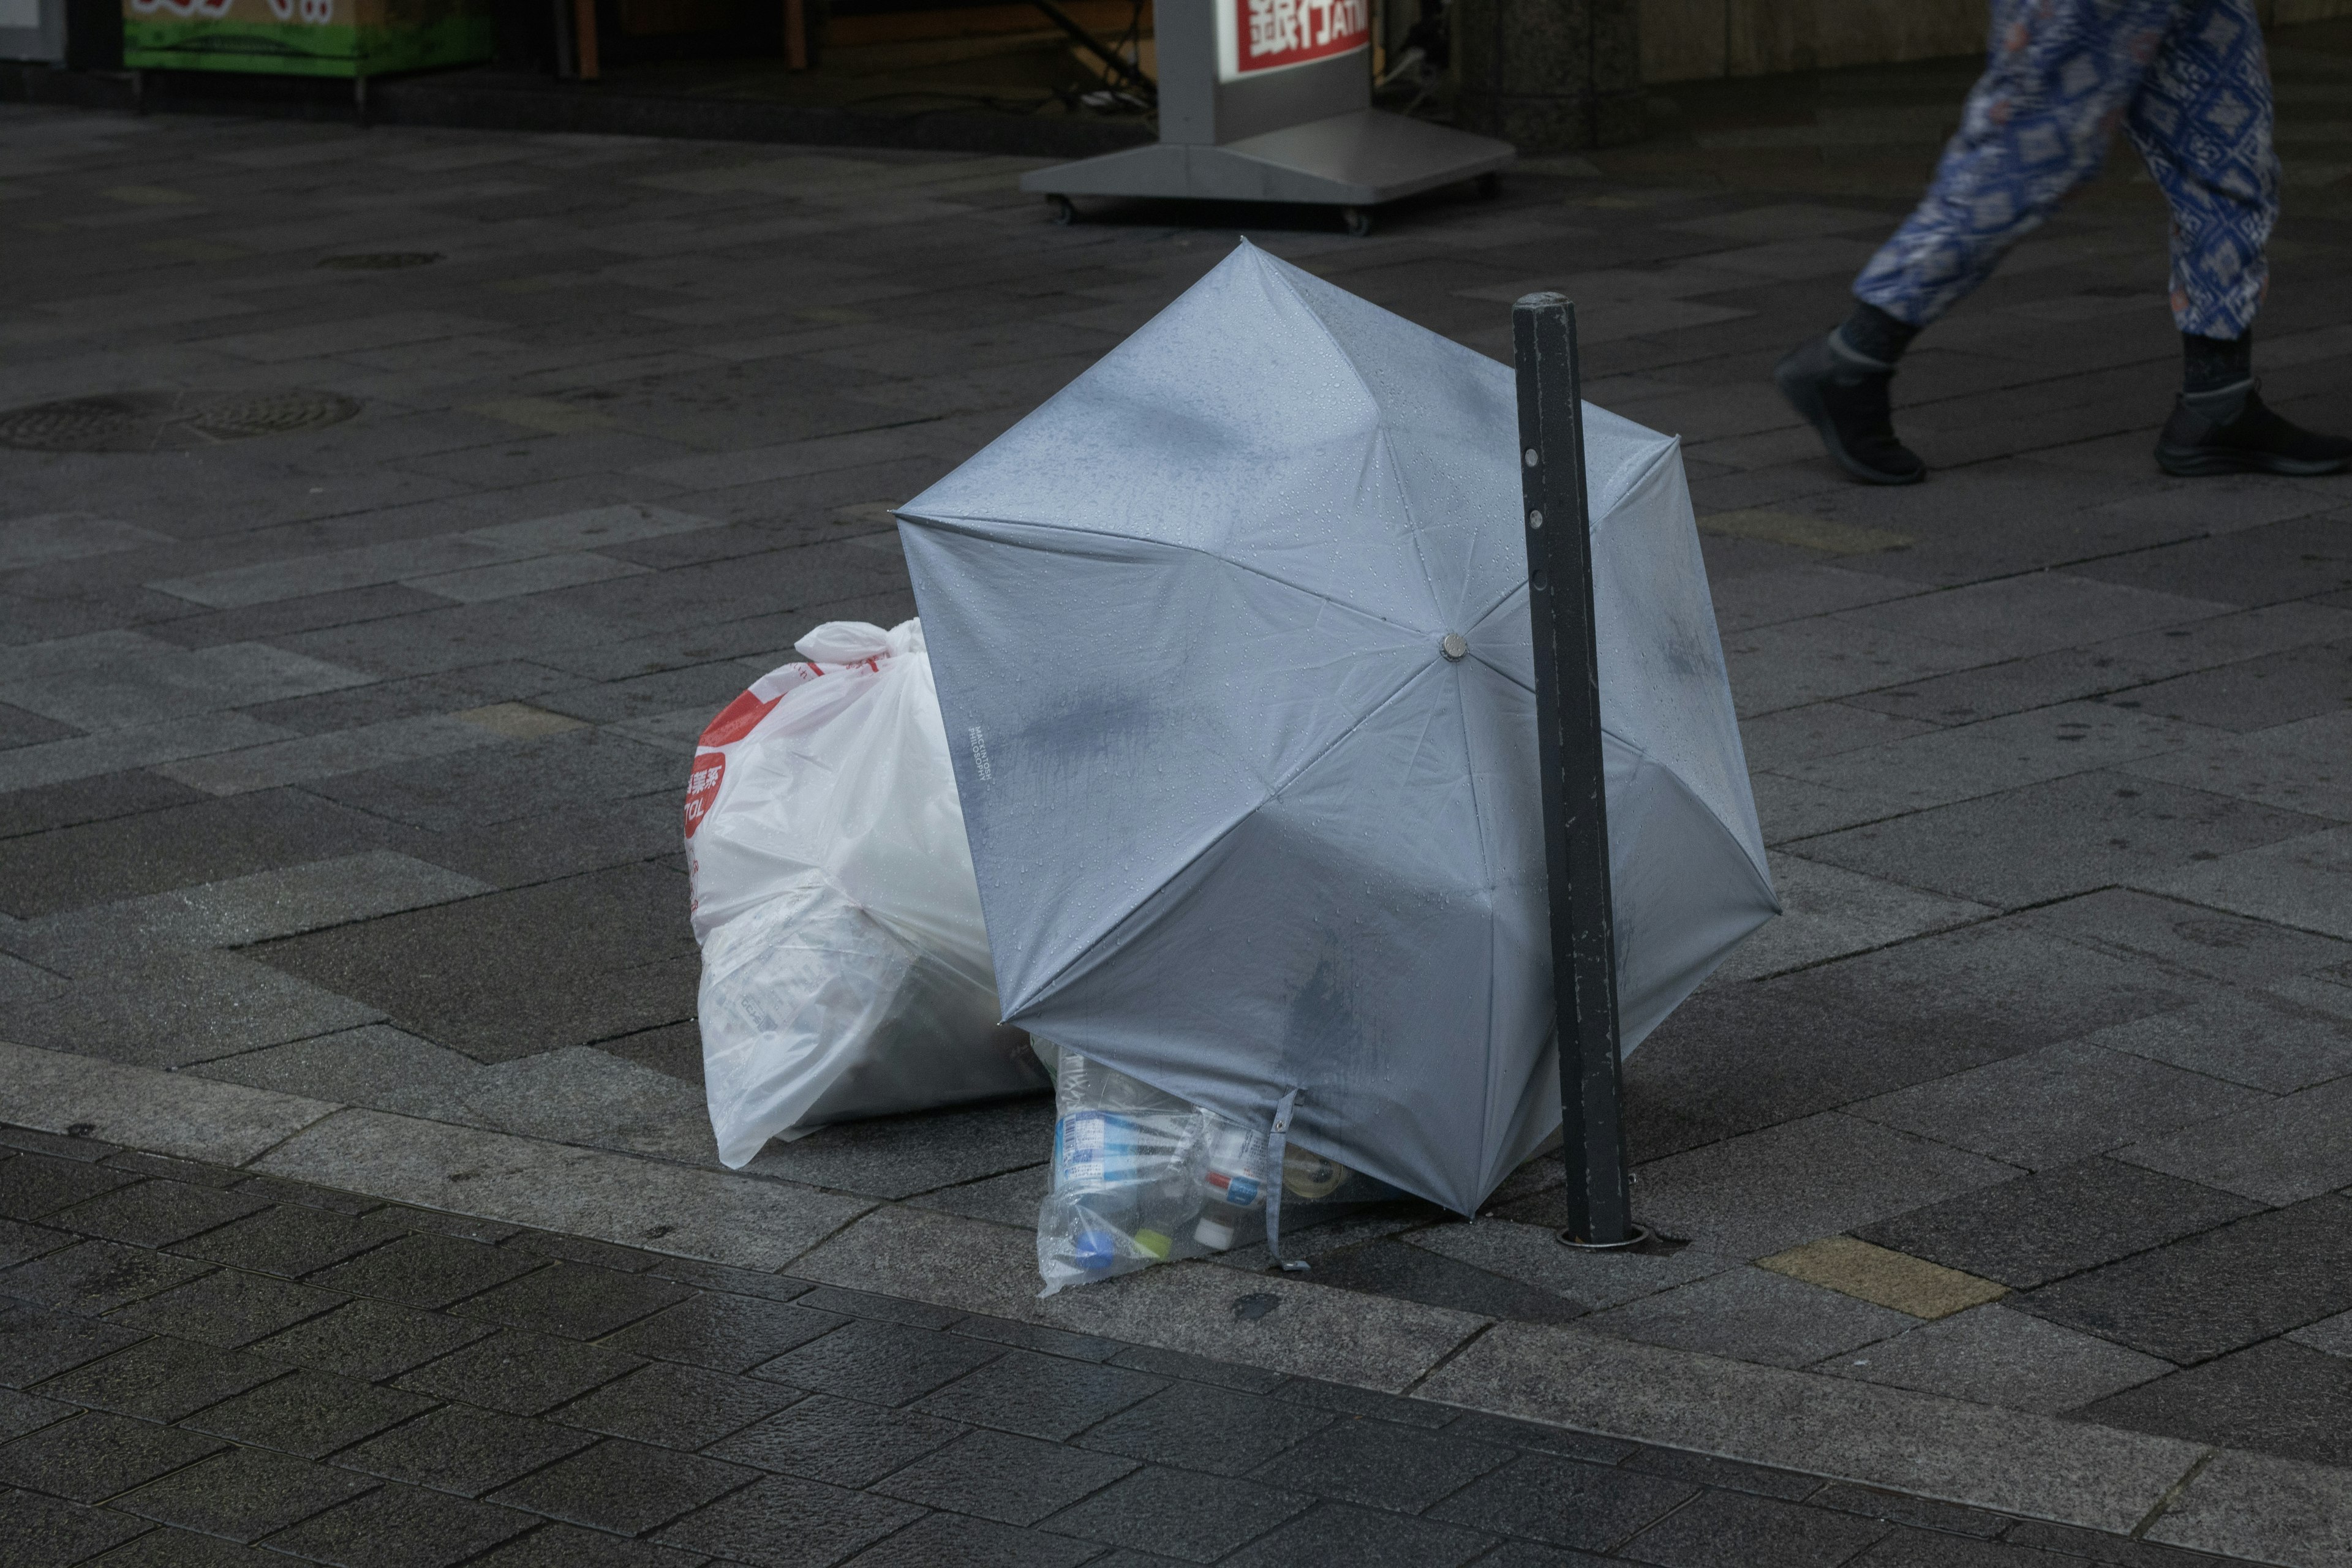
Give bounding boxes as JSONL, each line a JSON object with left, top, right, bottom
{"left": 0, "top": 1123, "right": 2266, "bottom": 1568}
{"left": 1, "top": 17, "right": 2351, "bottom": 1537}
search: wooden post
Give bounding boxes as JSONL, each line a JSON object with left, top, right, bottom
{"left": 786, "top": 0, "right": 806, "bottom": 69}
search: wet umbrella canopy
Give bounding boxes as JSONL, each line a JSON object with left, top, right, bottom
{"left": 897, "top": 242, "right": 1777, "bottom": 1217}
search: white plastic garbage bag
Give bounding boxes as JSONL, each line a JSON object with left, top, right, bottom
{"left": 685, "top": 619, "right": 1045, "bottom": 1167}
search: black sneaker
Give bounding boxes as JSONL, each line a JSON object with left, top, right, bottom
{"left": 2156, "top": 383, "right": 2352, "bottom": 477}
{"left": 1774, "top": 333, "right": 1926, "bottom": 486}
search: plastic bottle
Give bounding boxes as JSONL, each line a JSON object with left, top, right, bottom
{"left": 1193, "top": 1118, "right": 1270, "bottom": 1251}
{"left": 1132, "top": 1152, "right": 1205, "bottom": 1261}
{"left": 1054, "top": 1096, "right": 1145, "bottom": 1276}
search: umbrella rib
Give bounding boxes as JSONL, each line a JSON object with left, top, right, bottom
{"left": 1457, "top": 431, "right": 1681, "bottom": 647}
{"left": 1272, "top": 258, "right": 1451, "bottom": 627}
{"left": 1447, "top": 654, "right": 1504, "bottom": 1186}
{"left": 1009, "top": 659, "right": 1450, "bottom": 1013}
{"left": 899, "top": 510, "right": 1438, "bottom": 641}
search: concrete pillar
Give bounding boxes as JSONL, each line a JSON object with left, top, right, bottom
{"left": 1453, "top": 0, "right": 1645, "bottom": 152}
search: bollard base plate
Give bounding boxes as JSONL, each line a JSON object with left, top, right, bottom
{"left": 1558, "top": 1224, "right": 1652, "bottom": 1253}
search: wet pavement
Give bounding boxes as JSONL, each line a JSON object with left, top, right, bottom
{"left": 0, "top": 1123, "right": 2264, "bottom": 1567}
{"left": 2, "top": 19, "right": 2351, "bottom": 1561}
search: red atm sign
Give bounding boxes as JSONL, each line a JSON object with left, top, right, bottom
{"left": 1227, "top": 0, "right": 1369, "bottom": 77}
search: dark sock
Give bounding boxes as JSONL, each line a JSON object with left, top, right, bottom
{"left": 2182, "top": 331, "right": 2253, "bottom": 396}
{"left": 1834, "top": 303, "right": 1920, "bottom": 369}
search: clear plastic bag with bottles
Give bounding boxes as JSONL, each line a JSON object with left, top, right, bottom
{"left": 1035, "top": 1043, "right": 1391, "bottom": 1295}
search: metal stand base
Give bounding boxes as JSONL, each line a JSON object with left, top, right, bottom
{"left": 1558, "top": 1224, "right": 1651, "bottom": 1253}
{"left": 1019, "top": 108, "right": 1512, "bottom": 212}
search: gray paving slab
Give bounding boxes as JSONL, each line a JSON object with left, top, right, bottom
{"left": 2271, "top": 968, "right": 2352, "bottom": 1028}
{"left": 2014, "top": 1193, "right": 2352, "bottom": 1366}
{"left": 296, "top": 725, "right": 680, "bottom": 833}
{"left": 2080, "top": 1338, "right": 2352, "bottom": 1469}
{"left": 1709, "top": 853, "right": 1989, "bottom": 983}
{"left": 461, "top": 1047, "right": 714, "bottom": 1162}
{"left": 903, "top": 1163, "right": 1050, "bottom": 1229}
{"left": 154, "top": 714, "right": 508, "bottom": 795}
{"left": 2127, "top": 644, "right": 2352, "bottom": 734}
{"left": 2139, "top": 825, "right": 2352, "bottom": 941}
{"left": 1583, "top": 1265, "right": 1916, "bottom": 1369}
{"left": 1820, "top": 1304, "right": 2171, "bottom": 1415}
{"left": 1706, "top": 565, "right": 1931, "bottom": 635}
{"left": 0, "top": 787, "right": 409, "bottom": 919}
{"left": 252, "top": 1108, "right": 872, "bottom": 1272}
{"left": 197, "top": 309, "right": 505, "bottom": 364}
{"left": 1405, "top": 1219, "right": 1737, "bottom": 1311}
{"left": 1853, "top": 1157, "right": 2265, "bottom": 1292}
{"left": 24, "top": 853, "right": 489, "bottom": 968}
{"left": 0, "top": 514, "right": 173, "bottom": 573}
{"left": 1630, "top": 1113, "right": 2023, "bottom": 1259}
{"left": 1768, "top": 913, "right": 2208, "bottom": 1061}
{"left": 2114, "top": 1075, "right": 2352, "bottom": 1205}
{"left": 2291, "top": 1311, "right": 2352, "bottom": 1360}
{"left": 1416, "top": 1321, "right": 2206, "bottom": 1539}
{"left": 1720, "top": 617, "right": 1990, "bottom": 718}
{"left": 1792, "top": 771, "right": 2335, "bottom": 910}
{"left": 785, "top": 1199, "right": 1486, "bottom": 1394}
{"left": 1847, "top": 1041, "right": 2272, "bottom": 1172}
{"left": 250, "top": 861, "right": 696, "bottom": 1063}
{"left": 405, "top": 551, "right": 651, "bottom": 604}
{"left": 1746, "top": 771, "right": 1892, "bottom": 844}
{"left": 2010, "top": 887, "right": 2352, "bottom": 988}
{"left": 1245, "top": 1233, "right": 1590, "bottom": 1324}
{"left": 1736, "top": 702, "right": 1943, "bottom": 772}
{"left": 1771, "top": 701, "right": 2217, "bottom": 820}
{"left": 8, "top": 949, "right": 383, "bottom": 1068}
{"left": 2124, "top": 710, "right": 2352, "bottom": 824}
{"left": 186, "top": 1025, "right": 490, "bottom": 1124}
{"left": 2068, "top": 513, "right": 2352, "bottom": 612}
{"left": 2075, "top": 995, "right": 2352, "bottom": 1095}
{"left": 1830, "top": 576, "right": 2233, "bottom": 664}
{"left": 0, "top": 632, "right": 369, "bottom": 735}
{"left": 0, "top": 713, "right": 295, "bottom": 795}
{"left": 1609, "top": 984, "right": 2012, "bottom": 1168}
{"left": 742, "top": 1098, "right": 1055, "bottom": 1200}
{"left": 2149, "top": 1447, "right": 2352, "bottom": 1568}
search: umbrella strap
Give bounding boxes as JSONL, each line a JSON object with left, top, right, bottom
{"left": 1264, "top": 1090, "right": 1308, "bottom": 1273}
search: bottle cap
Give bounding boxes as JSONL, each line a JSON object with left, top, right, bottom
{"left": 1194, "top": 1215, "right": 1236, "bottom": 1251}
{"left": 1133, "top": 1228, "right": 1172, "bottom": 1260}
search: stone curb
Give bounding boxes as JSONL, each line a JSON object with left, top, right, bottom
{"left": 4, "top": 1037, "right": 2347, "bottom": 1566}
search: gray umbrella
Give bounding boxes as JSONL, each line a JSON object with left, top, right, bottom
{"left": 897, "top": 241, "right": 1776, "bottom": 1216}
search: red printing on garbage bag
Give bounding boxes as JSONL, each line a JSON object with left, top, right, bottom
{"left": 683, "top": 750, "right": 726, "bottom": 837}
{"left": 700, "top": 689, "right": 787, "bottom": 748}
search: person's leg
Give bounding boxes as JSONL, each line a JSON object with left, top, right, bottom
{"left": 1779, "top": 0, "right": 2179, "bottom": 484}
{"left": 2133, "top": 0, "right": 2352, "bottom": 474}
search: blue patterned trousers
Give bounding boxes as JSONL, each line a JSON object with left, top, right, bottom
{"left": 1853, "top": 0, "right": 2280, "bottom": 340}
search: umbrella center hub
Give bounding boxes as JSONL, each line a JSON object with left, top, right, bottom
{"left": 1441, "top": 633, "right": 1469, "bottom": 662}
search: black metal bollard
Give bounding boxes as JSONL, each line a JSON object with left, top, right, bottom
{"left": 1512, "top": 293, "right": 1646, "bottom": 1251}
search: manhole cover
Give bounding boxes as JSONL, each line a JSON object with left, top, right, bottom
{"left": 317, "top": 252, "right": 442, "bottom": 270}
{"left": 0, "top": 390, "right": 361, "bottom": 452}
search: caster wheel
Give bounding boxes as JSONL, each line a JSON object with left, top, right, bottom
{"left": 1342, "top": 206, "right": 1374, "bottom": 238}
{"left": 1476, "top": 171, "right": 1501, "bottom": 199}
{"left": 1047, "top": 194, "right": 1077, "bottom": 226}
